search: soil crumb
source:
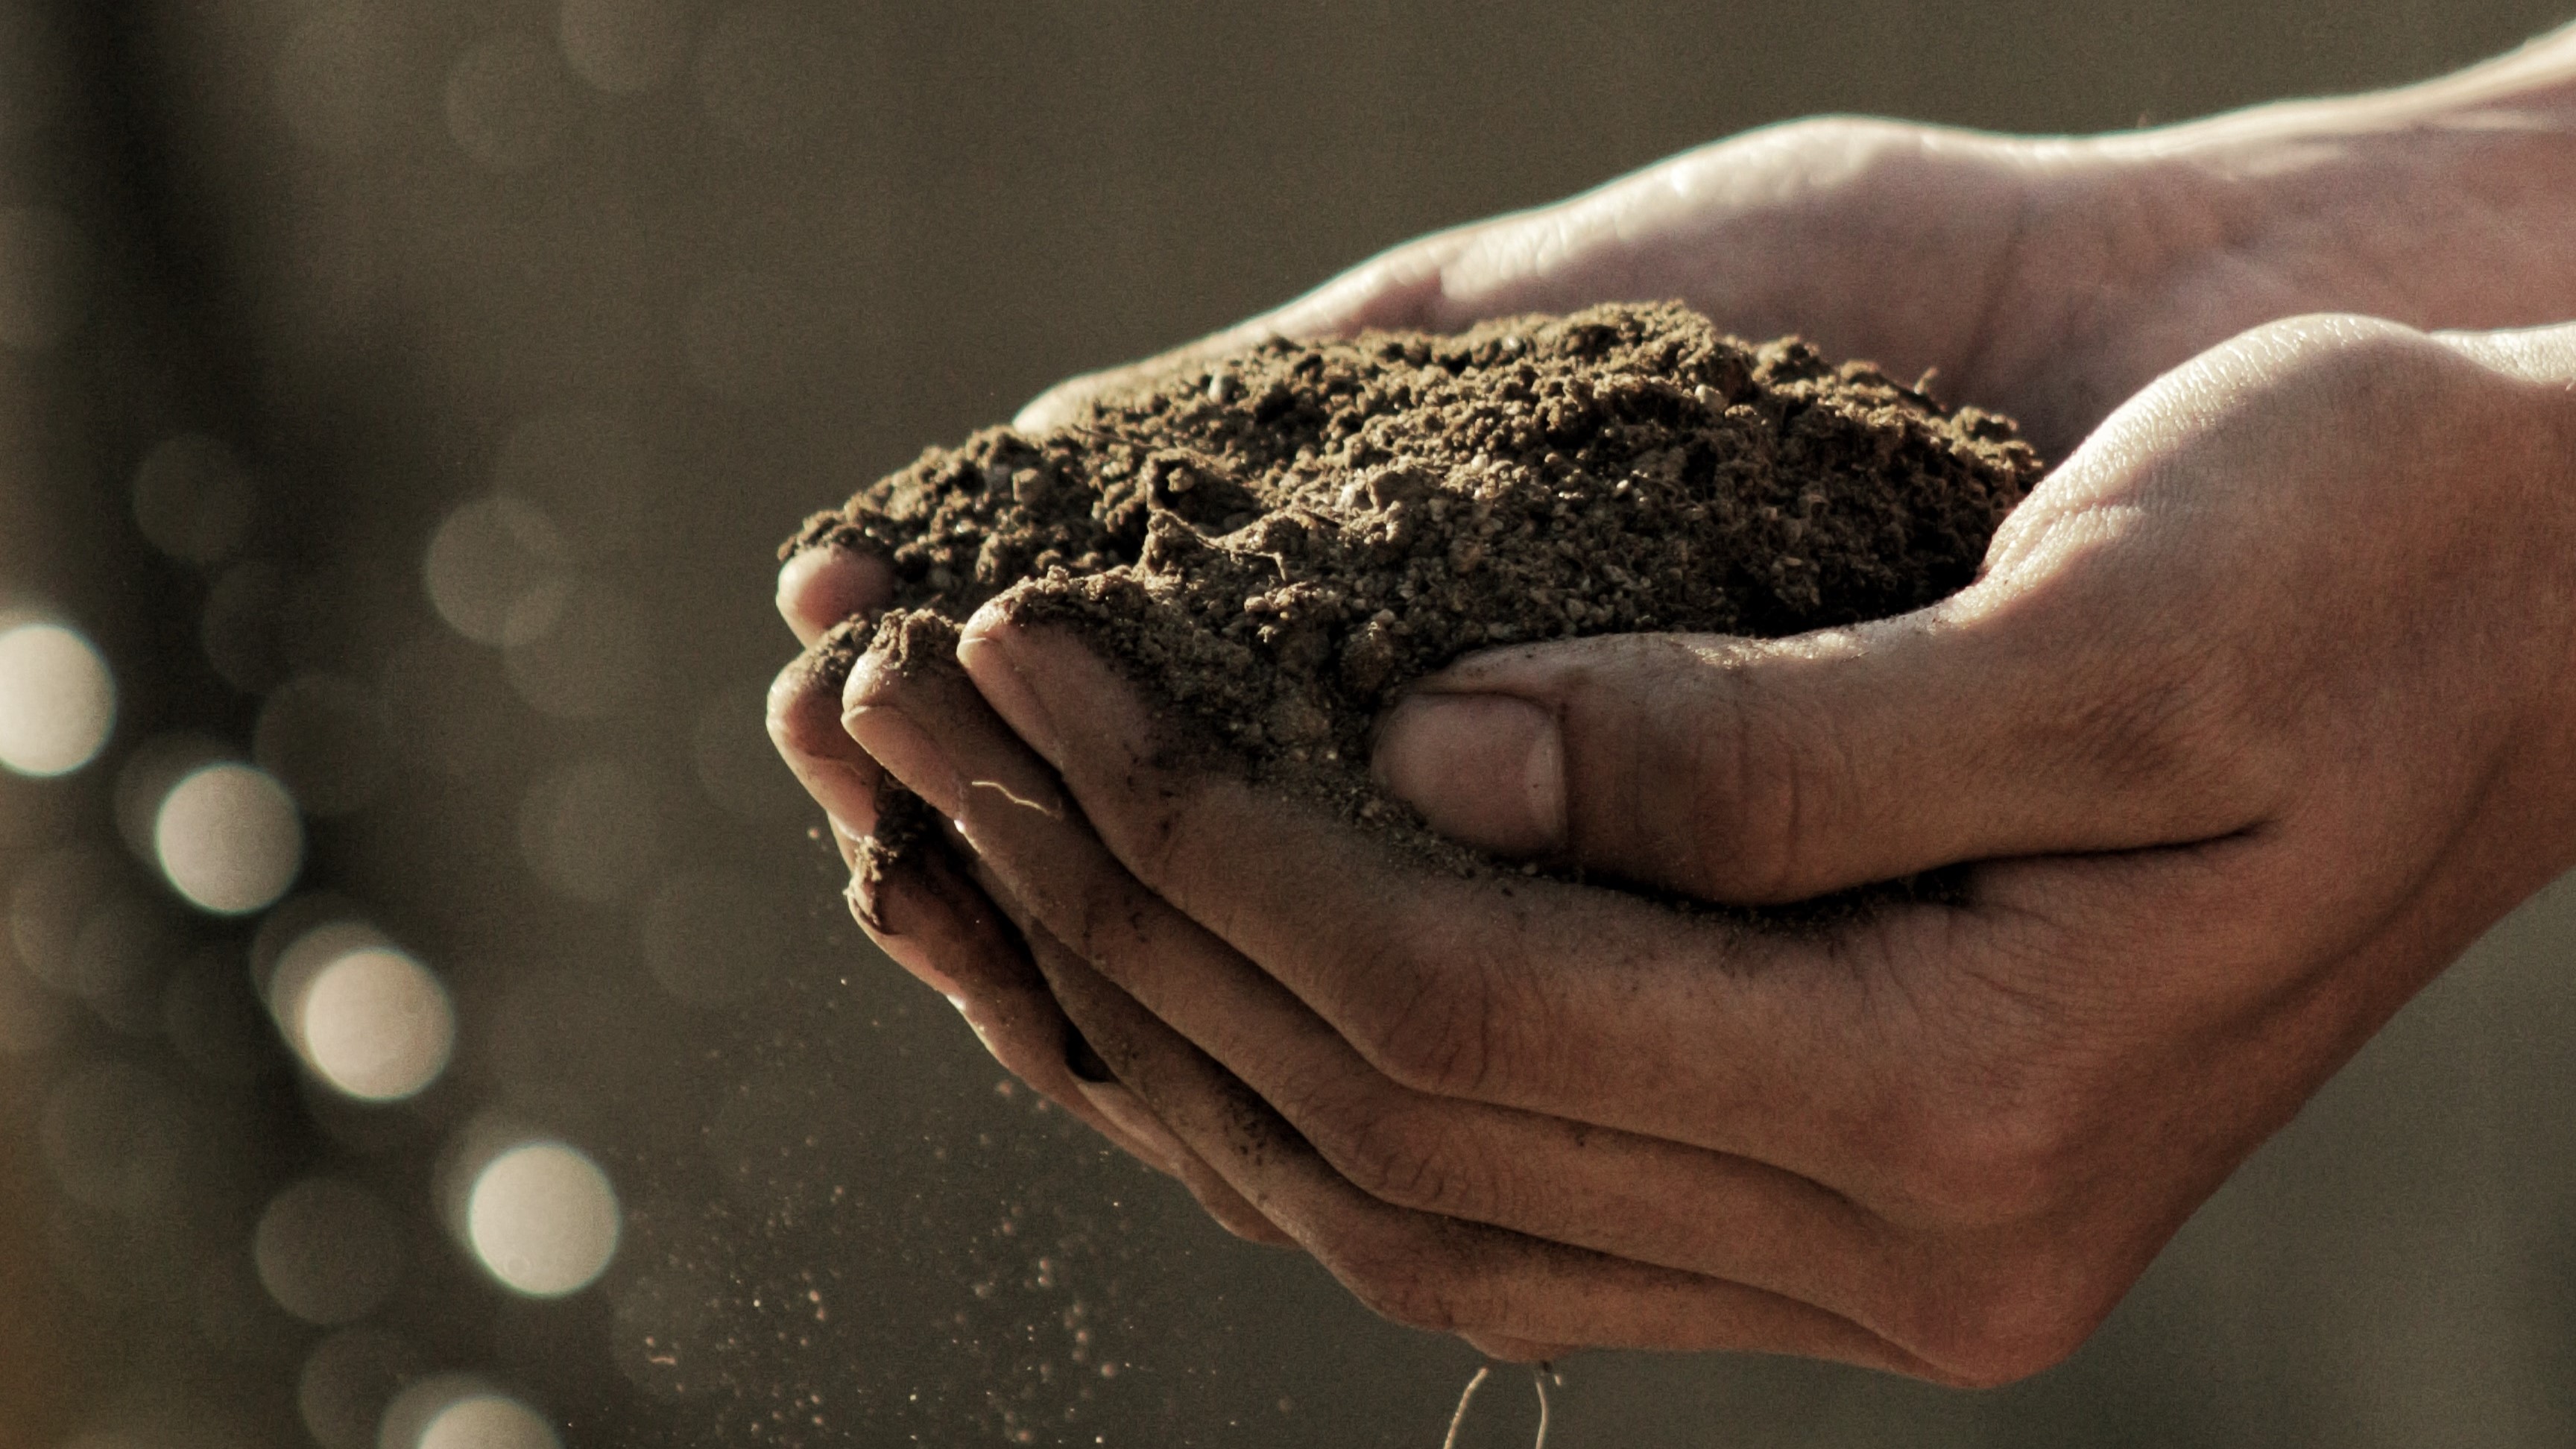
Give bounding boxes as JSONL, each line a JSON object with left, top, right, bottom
{"left": 790, "top": 301, "right": 2040, "bottom": 888}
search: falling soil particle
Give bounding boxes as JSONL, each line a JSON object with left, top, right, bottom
{"left": 788, "top": 301, "right": 2040, "bottom": 894}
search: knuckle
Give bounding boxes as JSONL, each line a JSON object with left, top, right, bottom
{"left": 1055, "top": 866, "right": 1142, "bottom": 969}
{"left": 1006, "top": 819, "right": 1137, "bottom": 965}
{"left": 2062, "top": 628, "right": 2283, "bottom": 822}
{"left": 764, "top": 658, "right": 845, "bottom": 757}
{"left": 1337, "top": 1248, "right": 1469, "bottom": 1334}
{"left": 1748, "top": 114, "right": 1910, "bottom": 168}
{"left": 2286, "top": 315, "right": 2441, "bottom": 392}
{"left": 1986, "top": 563, "right": 2288, "bottom": 832}
{"left": 2229, "top": 314, "right": 2430, "bottom": 400}
{"left": 1881, "top": 1074, "right": 2088, "bottom": 1228}
{"left": 1680, "top": 667, "right": 1834, "bottom": 900}
{"left": 1094, "top": 760, "right": 1208, "bottom": 898}
{"left": 1902, "top": 1245, "right": 2122, "bottom": 1388}
{"left": 1311, "top": 1095, "right": 1488, "bottom": 1219}
{"left": 1343, "top": 938, "right": 1495, "bottom": 1097}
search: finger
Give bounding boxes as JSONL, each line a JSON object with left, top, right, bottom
{"left": 956, "top": 843, "right": 1297, "bottom": 1249}
{"left": 776, "top": 535, "right": 894, "bottom": 648}
{"left": 823, "top": 817, "right": 862, "bottom": 874}
{"left": 798, "top": 613, "right": 1287, "bottom": 1230}
{"left": 1366, "top": 578, "right": 2284, "bottom": 903}
{"left": 1027, "top": 930, "right": 1937, "bottom": 1374}
{"left": 853, "top": 829, "right": 1191, "bottom": 1180}
{"left": 953, "top": 610, "right": 1928, "bottom": 1169}
{"left": 843, "top": 624, "right": 1299, "bottom": 1247}
{"left": 767, "top": 619, "right": 887, "bottom": 833}
{"left": 847, "top": 644, "right": 1907, "bottom": 1329}
{"left": 1071, "top": 1067, "right": 1295, "bottom": 1247}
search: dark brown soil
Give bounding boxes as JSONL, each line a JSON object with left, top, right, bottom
{"left": 789, "top": 302, "right": 2040, "bottom": 888}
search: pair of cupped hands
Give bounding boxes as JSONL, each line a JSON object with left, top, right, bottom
{"left": 770, "top": 98, "right": 2576, "bottom": 1383}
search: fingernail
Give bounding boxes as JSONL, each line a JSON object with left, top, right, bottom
{"left": 1373, "top": 693, "right": 1565, "bottom": 856}
{"left": 775, "top": 541, "right": 888, "bottom": 645}
{"left": 842, "top": 704, "right": 963, "bottom": 818}
{"left": 859, "top": 912, "right": 967, "bottom": 997}
{"left": 785, "top": 756, "right": 882, "bottom": 833}
{"left": 959, "top": 607, "right": 1066, "bottom": 765}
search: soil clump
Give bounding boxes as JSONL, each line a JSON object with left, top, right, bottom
{"left": 789, "top": 301, "right": 2042, "bottom": 891}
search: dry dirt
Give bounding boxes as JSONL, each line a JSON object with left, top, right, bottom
{"left": 789, "top": 301, "right": 2041, "bottom": 894}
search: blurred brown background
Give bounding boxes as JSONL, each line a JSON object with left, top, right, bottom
{"left": 2, "top": 1, "right": 2575, "bottom": 1445}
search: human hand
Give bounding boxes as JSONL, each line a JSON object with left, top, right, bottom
{"left": 836, "top": 314, "right": 2576, "bottom": 1380}
{"left": 1017, "top": 40, "right": 2576, "bottom": 460}
{"left": 766, "top": 34, "right": 2576, "bottom": 1369}
{"left": 765, "top": 600, "right": 1298, "bottom": 1249}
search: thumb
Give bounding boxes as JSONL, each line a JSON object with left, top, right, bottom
{"left": 1371, "top": 596, "right": 2267, "bottom": 904}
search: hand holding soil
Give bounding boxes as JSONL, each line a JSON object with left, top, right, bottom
{"left": 771, "top": 34, "right": 2576, "bottom": 1383}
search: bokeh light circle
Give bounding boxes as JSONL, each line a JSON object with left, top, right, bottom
{"left": 417, "top": 1393, "right": 558, "bottom": 1449}
{"left": 518, "top": 757, "right": 660, "bottom": 903}
{"left": 465, "top": 1141, "right": 620, "bottom": 1298}
{"left": 492, "top": 410, "right": 654, "bottom": 553}
{"left": 152, "top": 763, "right": 303, "bottom": 915}
{"left": 423, "top": 495, "right": 569, "bottom": 647}
{"left": 0, "top": 620, "right": 113, "bottom": 776}
{"left": 560, "top": 0, "right": 688, "bottom": 95}
{"left": 640, "top": 870, "right": 787, "bottom": 1006}
{"left": 0, "top": 965, "right": 65, "bottom": 1056}
{"left": 690, "top": 679, "right": 806, "bottom": 821}
{"left": 499, "top": 581, "right": 650, "bottom": 719}
{"left": 132, "top": 433, "right": 257, "bottom": 566}
{"left": 72, "top": 900, "right": 183, "bottom": 1035}
{"left": 444, "top": 34, "right": 575, "bottom": 173}
{"left": 695, "top": 4, "right": 833, "bottom": 148}
{"left": 9, "top": 845, "right": 113, "bottom": 991}
{"left": 254, "top": 1177, "right": 405, "bottom": 1325}
{"left": 201, "top": 560, "right": 289, "bottom": 693}
{"left": 300, "top": 1328, "right": 425, "bottom": 1449}
{"left": 380, "top": 1376, "right": 558, "bottom": 1449}
{"left": 299, "top": 947, "right": 455, "bottom": 1102}
{"left": 275, "top": 7, "right": 398, "bottom": 157}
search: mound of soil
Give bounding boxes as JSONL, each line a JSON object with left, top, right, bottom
{"left": 789, "top": 301, "right": 2040, "bottom": 886}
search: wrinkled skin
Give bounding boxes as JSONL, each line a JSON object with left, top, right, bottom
{"left": 771, "top": 34, "right": 2576, "bottom": 1383}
